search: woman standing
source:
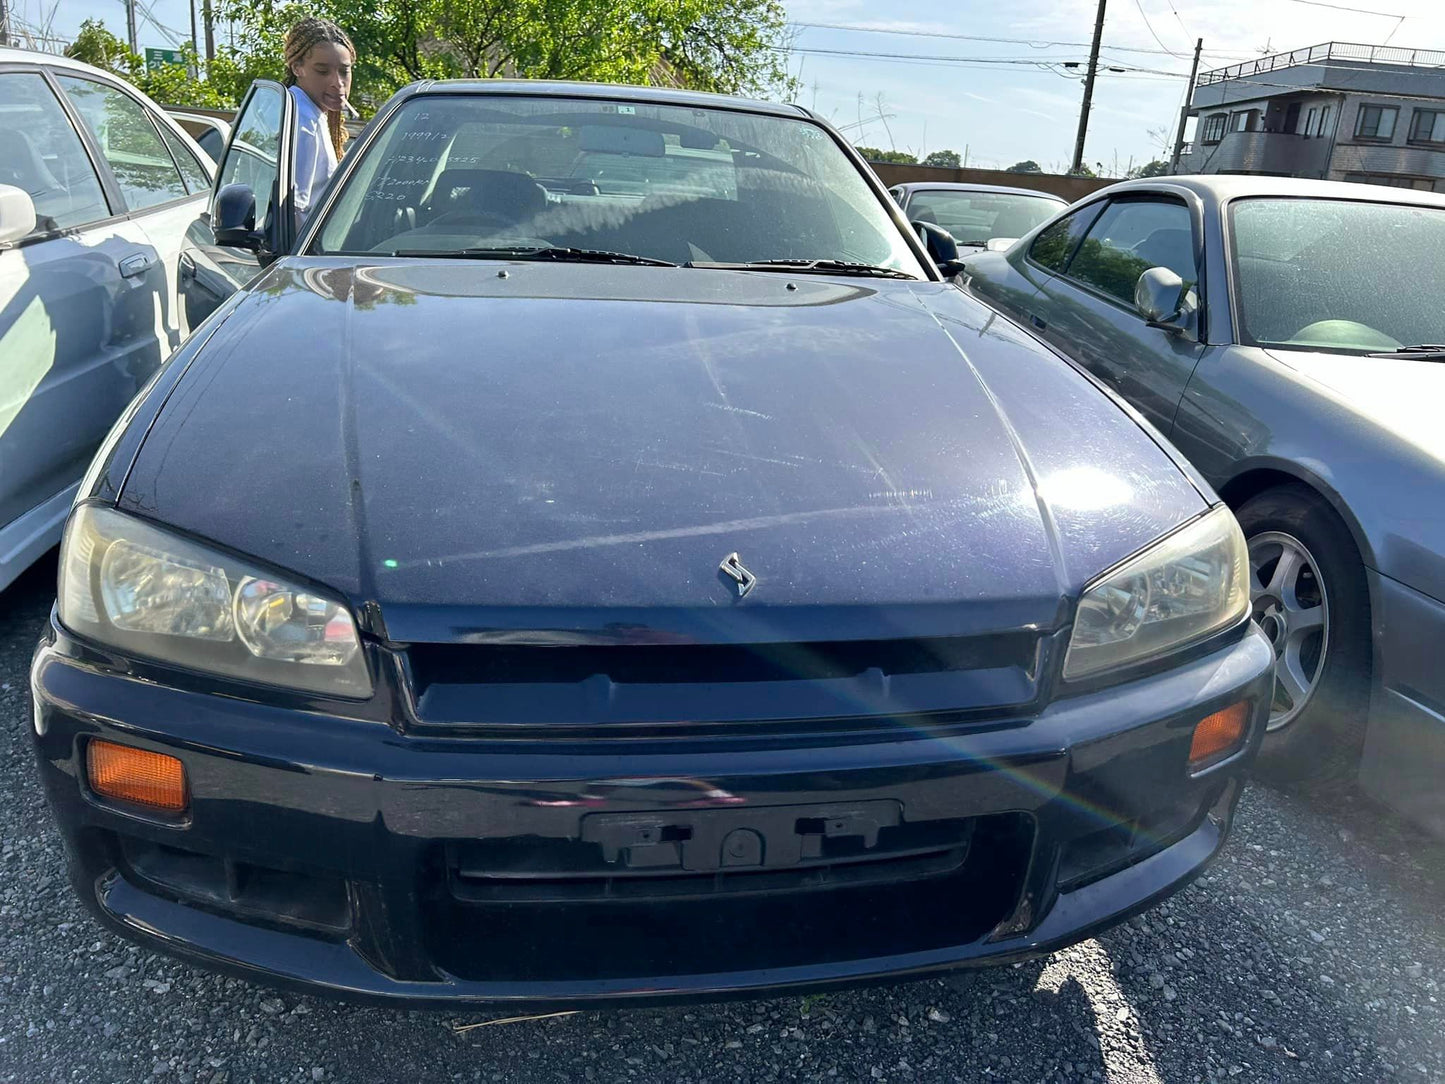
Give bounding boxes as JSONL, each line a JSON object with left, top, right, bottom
{"left": 282, "top": 17, "right": 355, "bottom": 223}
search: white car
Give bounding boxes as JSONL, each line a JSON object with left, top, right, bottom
{"left": 166, "top": 108, "right": 230, "bottom": 165}
{"left": 0, "top": 47, "right": 213, "bottom": 592}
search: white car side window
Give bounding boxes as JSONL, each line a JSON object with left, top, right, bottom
{"left": 0, "top": 72, "right": 111, "bottom": 237}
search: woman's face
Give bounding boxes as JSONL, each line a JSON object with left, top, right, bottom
{"left": 292, "top": 41, "right": 352, "bottom": 113}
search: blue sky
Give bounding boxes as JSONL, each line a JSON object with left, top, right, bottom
{"left": 18, "top": 0, "right": 1445, "bottom": 173}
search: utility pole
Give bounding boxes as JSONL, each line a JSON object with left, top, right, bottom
{"left": 190, "top": 0, "right": 200, "bottom": 63}
{"left": 1172, "top": 38, "right": 1205, "bottom": 169}
{"left": 202, "top": 0, "right": 215, "bottom": 61}
{"left": 1070, "top": 0, "right": 1107, "bottom": 175}
{"left": 125, "top": 0, "right": 139, "bottom": 53}
{"left": 0, "top": 0, "right": 10, "bottom": 48}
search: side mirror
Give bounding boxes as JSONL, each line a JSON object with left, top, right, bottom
{"left": 1135, "top": 266, "right": 1195, "bottom": 333}
{"left": 912, "top": 220, "right": 967, "bottom": 277}
{"left": 213, "top": 183, "right": 261, "bottom": 250}
{"left": 0, "top": 184, "right": 37, "bottom": 245}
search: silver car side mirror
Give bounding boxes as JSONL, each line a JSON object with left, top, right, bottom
{"left": 1135, "top": 266, "right": 1195, "bottom": 335}
{"left": 0, "top": 184, "right": 37, "bottom": 245}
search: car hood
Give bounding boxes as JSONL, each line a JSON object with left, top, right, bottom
{"left": 1266, "top": 348, "right": 1445, "bottom": 463}
{"left": 120, "top": 259, "right": 1206, "bottom": 643}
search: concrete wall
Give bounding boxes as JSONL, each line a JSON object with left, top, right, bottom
{"left": 866, "top": 162, "right": 1111, "bottom": 203}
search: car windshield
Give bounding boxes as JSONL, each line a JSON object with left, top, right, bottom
{"left": 905, "top": 190, "right": 1061, "bottom": 244}
{"left": 1230, "top": 196, "right": 1445, "bottom": 353}
{"left": 313, "top": 94, "right": 926, "bottom": 275}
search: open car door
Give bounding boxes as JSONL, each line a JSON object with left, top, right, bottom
{"left": 178, "top": 80, "right": 296, "bottom": 333}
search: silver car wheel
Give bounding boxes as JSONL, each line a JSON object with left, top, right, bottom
{"left": 1248, "top": 531, "right": 1330, "bottom": 732}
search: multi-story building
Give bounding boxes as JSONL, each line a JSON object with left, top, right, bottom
{"left": 1173, "top": 42, "right": 1445, "bottom": 191}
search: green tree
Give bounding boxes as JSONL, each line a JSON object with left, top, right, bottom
{"left": 64, "top": 19, "right": 138, "bottom": 72}
{"left": 216, "top": 0, "right": 796, "bottom": 112}
{"left": 1007, "top": 159, "right": 1042, "bottom": 173}
{"left": 1129, "top": 159, "right": 1171, "bottom": 179}
{"left": 922, "top": 149, "right": 960, "bottom": 168}
{"left": 855, "top": 146, "right": 917, "bottom": 164}
{"left": 65, "top": 20, "right": 245, "bottom": 109}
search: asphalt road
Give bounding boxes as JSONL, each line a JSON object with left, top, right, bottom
{"left": 3, "top": 554, "right": 1444, "bottom": 1084}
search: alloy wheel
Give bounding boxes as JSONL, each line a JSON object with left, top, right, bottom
{"left": 1248, "top": 531, "right": 1329, "bottom": 731}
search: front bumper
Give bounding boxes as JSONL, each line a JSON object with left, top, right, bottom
{"left": 31, "top": 620, "right": 1273, "bottom": 1008}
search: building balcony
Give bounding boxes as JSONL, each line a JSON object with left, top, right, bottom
{"left": 1176, "top": 129, "right": 1332, "bottom": 177}
{"left": 1329, "top": 141, "right": 1445, "bottom": 181}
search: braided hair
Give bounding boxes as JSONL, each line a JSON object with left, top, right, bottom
{"left": 282, "top": 17, "right": 354, "bottom": 161}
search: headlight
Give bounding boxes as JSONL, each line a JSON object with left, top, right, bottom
{"left": 1064, "top": 505, "right": 1249, "bottom": 680}
{"left": 59, "top": 505, "right": 371, "bottom": 697}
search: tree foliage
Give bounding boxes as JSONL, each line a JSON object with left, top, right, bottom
{"left": 1129, "top": 159, "right": 1171, "bottom": 179}
{"left": 855, "top": 146, "right": 917, "bottom": 165}
{"left": 922, "top": 149, "right": 960, "bottom": 168}
{"left": 65, "top": 19, "right": 239, "bottom": 108}
{"left": 212, "top": 0, "right": 796, "bottom": 112}
{"left": 1007, "top": 159, "right": 1042, "bottom": 173}
{"left": 66, "top": 2, "right": 795, "bottom": 113}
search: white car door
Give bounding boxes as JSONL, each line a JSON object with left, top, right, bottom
{"left": 52, "top": 71, "right": 210, "bottom": 360}
{"left": 0, "top": 66, "right": 165, "bottom": 591}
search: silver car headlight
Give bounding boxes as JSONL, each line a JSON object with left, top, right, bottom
{"left": 1064, "top": 505, "right": 1249, "bottom": 680}
{"left": 59, "top": 505, "right": 371, "bottom": 698}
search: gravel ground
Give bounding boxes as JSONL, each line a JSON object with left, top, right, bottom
{"left": 3, "top": 554, "right": 1444, "bottom": 1083}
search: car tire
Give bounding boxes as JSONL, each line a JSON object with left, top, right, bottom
{"left": 1234, "top": 485, "right": 1370, "bottom": 783}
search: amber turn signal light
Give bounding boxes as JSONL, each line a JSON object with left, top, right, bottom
{"left": 1189, "top": 702, "right": 1250, "bottom": 771}
{"left": 87, "top": 740, "right": 188, "bottom": 812}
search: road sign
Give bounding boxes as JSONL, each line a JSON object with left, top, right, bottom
{"left": 144, "top": 47, "right": 184, "bottom": 71}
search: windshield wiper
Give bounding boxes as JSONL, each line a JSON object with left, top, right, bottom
{"left": 1366, "top": 343, "right": 1445, "bottom": 359}
{"left": 389, "top": 246, "right": 676, "bottom": 267}
{"left": 685, "top": 258, "right": 917, "bottom": 280}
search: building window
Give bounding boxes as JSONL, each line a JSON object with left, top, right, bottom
{"left": 1201, "top": 114, "right": 1228, "bottom": 143}
{"left": 1304, "top": 108, "right": 1318, "bottom": 137}
{"left": 1409, "top": 109, "right": 1445, "bottom": 144}
{"left": 1232, "top": 111, "right": 1250, "bottom": 133}
{"left": 1355, "top": 104, "right": 1398, "bottom": 140}
{"left": 1343, "top": 171, "right": 1437, "bottom": 190}
{"left": 1319, "top": 105, "right": 1335, "bottom": 137}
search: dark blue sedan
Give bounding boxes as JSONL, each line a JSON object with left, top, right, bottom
{"left": 30, "top": 80, "right": 1272, "bottom": 1006}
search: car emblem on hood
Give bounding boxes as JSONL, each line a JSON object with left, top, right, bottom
{"left": 718, "top": 552, "right": 757, "bottom": 598}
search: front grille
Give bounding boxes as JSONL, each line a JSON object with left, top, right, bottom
{"left": 405, "top": 633, "right": 1042, "bottom": 728}
{"left": 448, "top": 816, "right": 975, "bottom": 903}
{"left": 424, "top": 813, "right": 1033, "bottom": 982}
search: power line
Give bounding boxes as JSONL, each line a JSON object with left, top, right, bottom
{"left": 1165, "top": 0, "right": 1192, "bottom": 42}
{"left": 1129, "top": 0, "right": 1188, "bottom": 59}
{"left": 784, "top": 45, "right": 1094, "bottom": 66}
{"left": 134, "top": 0, "right": 186, "bottom": 46}
{"left": 788, "top": 20, "right": 1254, "bottom": 60}
{"left": 1282, "top": 0, "right": 1406, "bottom": 15}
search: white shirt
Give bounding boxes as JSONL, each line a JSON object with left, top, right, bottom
{"left": 289, "top": 84, "right": 338, "bottom": 221}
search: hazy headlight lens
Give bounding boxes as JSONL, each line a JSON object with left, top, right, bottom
{"left": 235, "top": 577, "right": 360, "bottom": 666}
{"left": 1064, "top": 505, "right": 1249, "bottom": 680}
{"left": 100, "top": 540, "right": 233, "bottom": 639}
{"left": 60, "top": 505, "right": 370, "bottom": 697}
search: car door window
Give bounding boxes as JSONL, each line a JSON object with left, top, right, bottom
{"left": 196, "top": 127, "right": 225, "bottom": 161}
{"left": 218, "top": 85, "right": 284, "bottom": 237}
{"left": 1066, "top": 198, "right": 1196, "bottom": 304}
{"left": 157, "top": 125, "right": 211, "bottom": 194}
{"left": 1026, "top": 203, "right": 1102, "bottom": 273}
{"left": 54, "top": 75, "right": 188, "bottom": 211}
{"left": 0, "top": 72, "right": 110, "bottom": 235}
